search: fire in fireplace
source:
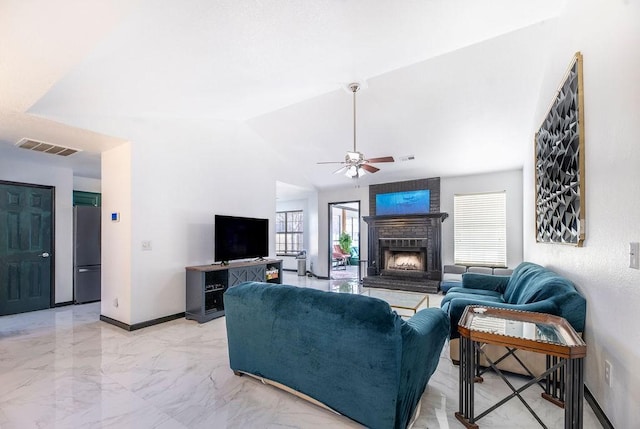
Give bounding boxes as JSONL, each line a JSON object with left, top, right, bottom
{"left": 384, "top": 250, "right": 425, "bottom": 271}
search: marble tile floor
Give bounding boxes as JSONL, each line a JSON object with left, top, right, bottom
{"left": 329, "top": 264, "right": 359, "bottom": 281}
{"left": 0, "top": 273, "right": 601, "bottom": 429}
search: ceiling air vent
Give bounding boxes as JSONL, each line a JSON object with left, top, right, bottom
{"left": 16, "top": 138, "right": 80, "bottom": 157}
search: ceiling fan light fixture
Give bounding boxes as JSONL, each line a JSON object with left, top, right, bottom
{"left": 344, "top": 165, "right": 366, "bottom": 178}
{"left": 345, "top": 165, "right": 358, "bottom": 178}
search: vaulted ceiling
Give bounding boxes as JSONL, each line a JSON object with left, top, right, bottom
{"left": 0, "top": 0, "right": 567, "bottom": 188}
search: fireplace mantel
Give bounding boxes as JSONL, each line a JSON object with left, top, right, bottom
{"left": 362, "top": 212, "right": 448, "bottom": 293}
{"left": 363, "top": 212, "right": 448, "bottom": 226}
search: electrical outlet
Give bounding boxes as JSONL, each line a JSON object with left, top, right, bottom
{"left": 604, "top": 360, "right": 612, "bottom": 387}
{"left": 113, "top": 298, "right": 119, "bottom": 308}
{"left": 630, "top": 242, "right": 639, "bottom": 269}
{"left": 142, "top": 240, "right": 152, "bottom": 251}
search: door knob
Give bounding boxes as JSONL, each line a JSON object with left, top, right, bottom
{"left": 41, "top": 252, "right": 50, "bottom": 258}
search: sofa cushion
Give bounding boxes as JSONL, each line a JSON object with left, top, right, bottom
{"left": 443, "top": 265, "right": 467, "bottom": 275}
{"left": 443, "top": 288, "right": 505, "bottom": 301}
{"left": 440, "top": 265, "right": 511, "bottom": 295}
{"left": 504, "top": 262, "right": 576, "bottom": 304}
{"left": 440, "top": 265, "right": 467, "bottom": 294}
{"left": 462, "top": 272, "right": 510, "bottom": 293}
{"left": 466, "top": 266, "right": 493, "bottom": 274}
{"left": 440, "top": 272, "right": 463, "bottom": 294}
{"left": 503, "top": 262, "right": 545, "bottom": 303}
{"left": 442, "top": 272, "right": 463, "bottom": 282}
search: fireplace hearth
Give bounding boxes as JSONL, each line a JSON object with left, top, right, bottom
{"left": 363, "top": 213, "right": 448, "bottom": 294}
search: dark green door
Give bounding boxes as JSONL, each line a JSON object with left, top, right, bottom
{"left": 0, "top": 182, "right": 53, "bottom": 315}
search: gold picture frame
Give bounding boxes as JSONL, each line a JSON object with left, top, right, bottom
{"left": 534, "top": 52, "right": 585, "bottom": 246}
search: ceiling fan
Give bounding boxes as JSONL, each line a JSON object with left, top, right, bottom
{"left": 318, "top": 83, "right": 394, "bottom": 178}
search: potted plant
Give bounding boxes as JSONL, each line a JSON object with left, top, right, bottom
{"left": 339, "top": 232, "right": 352, "bottom": 254}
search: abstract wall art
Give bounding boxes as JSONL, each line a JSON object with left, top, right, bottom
{"left": 535, "top": 52, "right": 585, "bottom": 246}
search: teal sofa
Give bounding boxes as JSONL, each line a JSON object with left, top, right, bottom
{"left": 440, "top": 262, "right": 586, "bottom": 375}
{"left": 224, "top": 281, "right": 449, "bottom": 429}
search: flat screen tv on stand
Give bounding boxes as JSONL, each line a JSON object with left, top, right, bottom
{"left": 214, "top": 215, "right": 269, "bottom": 264}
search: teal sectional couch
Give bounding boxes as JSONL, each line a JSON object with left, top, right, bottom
{"left": 224, "top": 281, "right": 449, "bottom": 429}
{"left": 440, "top": 262, "right": 586, "bottom": 375}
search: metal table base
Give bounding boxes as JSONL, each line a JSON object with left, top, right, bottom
{"left": 455, "top": 306, "right": 586, "bottom": 429}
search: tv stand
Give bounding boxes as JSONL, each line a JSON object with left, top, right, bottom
{"left": 185, "top": 259, "right": 283, "bottom": 323}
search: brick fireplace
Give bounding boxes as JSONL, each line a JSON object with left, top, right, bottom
{"left": 362, "top": 213, "right": 448, "bottom": 293}
{"left": 362, "top": 177, "right": 447, "bottom": 293}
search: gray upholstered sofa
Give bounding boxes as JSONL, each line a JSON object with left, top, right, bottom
{"left": 440, "top": 262, "right": 586, "bottom": 376}
{"left": 440, "top": 265, "right": 513, "bottom": 294}
{"left": 224, "top": 281, "right": 449, "bottom": 429}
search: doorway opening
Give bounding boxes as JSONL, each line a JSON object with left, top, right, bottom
{"left": 328, "top": 201, "right": 360, "bottom": 282}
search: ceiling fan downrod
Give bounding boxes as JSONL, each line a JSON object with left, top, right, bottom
{"left": 349, "top": 82, "right": 360, "bottom": 153}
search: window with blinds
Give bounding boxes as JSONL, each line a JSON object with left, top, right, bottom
{"left": 276, "top": 210, "right": 304, "bottom": 256}
{"left": 454, "top": 191, "right": 507, "bottom": 267}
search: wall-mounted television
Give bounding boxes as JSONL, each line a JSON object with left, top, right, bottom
{"left": 375, "top": 189, "right": 430, "bottom": 216}
{"left": 214, "top": 215, "right": 269, "bottom": 263}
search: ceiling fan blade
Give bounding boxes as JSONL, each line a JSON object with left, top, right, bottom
{"left": 360, "top": 164, "right": 380, "bottom": 173}
{"left": 317, "top": 161, "right": 345, "bottom": 165}
{"left": 365, "top": 156, "right": 395, "bottom": 163}
{"left": 333, "top": 165, "right": 349, "bottom": 175}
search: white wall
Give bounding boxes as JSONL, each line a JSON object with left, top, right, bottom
{"left": 100, "top": 143, "right": 132, "bottom": 324}
{"left": 73, "top": 176, "right": 101, "bottom": 193}
{"left": 523, "top": 1, "right": 640, "bottom": 427}
{"left": 99, "top": 118, "right": 280, "bottom": 325}
{"left": 0, "top": 158, "right": 74, "bottom": 303}
{"left": 317, "top": 185, "right": 369, "bottom": 278}
{"left": 441, "top": 170, "right": 523, "bottom": 268}
{"left": 306, "top": 192, "right": 319, "bottom": 275}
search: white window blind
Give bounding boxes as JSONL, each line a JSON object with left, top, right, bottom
{"left": 454, "top": 191, "right": 507, "bottom": 267}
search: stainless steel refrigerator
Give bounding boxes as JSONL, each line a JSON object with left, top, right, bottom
{"left": 73, "top": 206, "right": 101, "bottom": 303}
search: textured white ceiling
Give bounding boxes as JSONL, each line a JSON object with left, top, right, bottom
{"left": 0, "top": 0, "right": 567, "bottom": 187}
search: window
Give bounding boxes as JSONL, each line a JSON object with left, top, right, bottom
{"left": 276, "top": 210, "right": 304, "bottom": 255}
{"left": 454, "top": 191, "right": 506, "bottom": 267}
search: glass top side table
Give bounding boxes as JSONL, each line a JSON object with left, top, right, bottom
{"left": 456, "top": 305, "right": 586, "bottom": 429}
